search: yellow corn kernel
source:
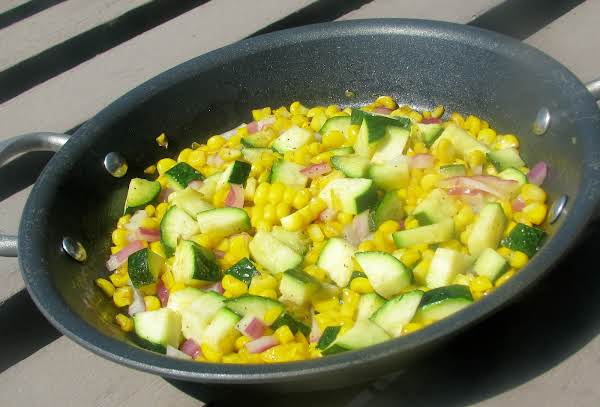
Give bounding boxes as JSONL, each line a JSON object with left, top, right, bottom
{"left": 160, "top": 270, "right": 175, "bottom": 290}
{"left": 95, "top": 278, "right": 115, "bottom": 297}
{"left": 255, "top": 219, "right": 273, "bottom": 232}
{"left": 495, "top": 134, "right": 519, "bottom": 149}
{"left": 513, "top": 212, "right": 532, "bottom": 227}
{"left": 143, "top": 295, "right": 161, "bottom": 311}
{"left": 138, "top": 283, "right": 157, "bottom": 296}
{"left": 111, "top": 229, "right": 129, "bottom": 247}
{"left": 274, "top": 325, "right": 295, "bottom": 345}
{"left": 522, "top": 202, "right": 547, "bottom": 225}
{"left": 170, "top": 282, "right": 186, "bottom": 293}
{"left": 206, "top": 135, "right": 226, "bottom": 152}
{"left": 253, "top": 182, "right": 271, "bottom": 205}
{"left": 465, "top": 149, "right": 486, "bottom": 168}
{"left": 495, "top": 269, "right": 516, "bottom": 287}
{"left": 222, "top": 274, "right": 248, "bottom": 295}
{"left": 375, "top": 96, "right": 397, "bottom": 109}
{"left": 290, "top": 101, "right": 309, "bottom": 115}
{"left": 234, "top": 335, "right": 252, "bottom": 351}
{"left": 520, "top": 184, "right": 547, "bottom": 203}
{"left": 109, "top": 272, "right": 129, "bottom": 288}
{"left": 509, "top": 251, "right": 529, "bottom": 269}
{"left": 350, "top": 277, "right": 374, "bottom": 294}
{"left": 378, "top": 220, "right": 401, "bottom": 235}
{"left": 454, "top": 205, "right": 474, "bottom": 231}
{"left": 155, "top": 133, "right": 168, "bottom": 148}
{"left": 143, "top": 165, "right": 157, "bottom": 175}
{"left": 412, "top": 259, "right": 431, "bottom": 285}
{"left": 450, "top": 112, "right": 465, "bottom": 128}
{"left": 303, "top": 265, "right": 327, "bottom": 282}
{"left": 219, "top": 148, "right": 242, "bottom": 162}
{"left": 322, "top": 130, "right": 346, "bottom": 148}
{"left": 177, "top": 148, "right": 192, "bottom": 163}
{"left": 115, "top": 313, "right": 134, "bottom": 332}
{"left": 307, "top": 223, "right": 325, "bottom": 243}
{"left": 153, "top": 202, "right": 168, "bottom": 221}
{"left": 435, "top": 138, "right": 456, "bottom": 164}
{"left": 262, "top": 203, "right": 277, "bottom": 223}
{"left": 453, "top": 273, "right": 473, "bottom": 286}
{"left": 400, "top": 248, "right": 421, "bottom": 268}
{"left": 477, "top": 128, "right": 497, "bottom": 145}
{"left": 431, "top": 105, "right": 445, "bottom": 119}
{"left": 310, "top": 111, "right": 328, "bottom": 132}
{"left": 222, "top": 354, "right": 241, "bottom": 364}
{"left": 470, "top": 275, "right": 493, "bottom": 293}
{"left": 404, "top": 217, "right": 420, "bottom": 230}
{"left": 403, "top": 322, "right": 423, "bottom": 335}
{"left": 187, "top": 149, "right": 206, "bottom": 169}
{"left": 465, "top": 115, "right": 481, "bottom": 135}
{"left": 263, "top": 307, "right": 283, "bottom": 326}
{"left": 157, "top": 158, "right": 177, "bottom": 175}
{"left": 201, "top": 343, "right": 223, "bottom": 363}
{"left": 259, "top": 289, "right": 278, "bottom": 300}
{"left": 113, "top": 286, "right": 133, "bottom": 307}
{"left": 357, "top": 240, "right": 376, "bottom": 252}
{"left": 292, "top": 189, "right": 312, "bottom": 209}
{"left": 322, "top": 222, "right": 341, "bottom": 238}
{"left": 419, "top": 173, "right": 440, "bottom": 192}
{"left": 117, "top": 215, "right": 131, "bottom": 230}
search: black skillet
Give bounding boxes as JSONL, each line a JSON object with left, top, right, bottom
{"left": 1, "top": 19, "right": 599, "bottom": 392}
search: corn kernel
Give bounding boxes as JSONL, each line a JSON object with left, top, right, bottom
{"left": 113, "top": 286, "right": 133, "bottom": 307}
{"left": 144, "top": 165, "right": 156, "bottom": 175}
{"left": 322, "top": 130, "right": 346, "bottom": 148}
{"left": 160, "top": 270, "right": 175, "bottom": 290}
{"left": 307, "top": 224, "right": 325, "bottom": 243}
{"left": 350, "top": 277, "right": 374, "bottom": 294}
{"left": 435, "top": 138, "right": 456, "bottom": 163}
{"left": 201, "top": 343, "right": 223, "bottom": 363}
{"left": 521, "top": 184, "right": 547, "bottom": 203}
{"left": 254, "top": 182, "right": 270, "bottom": 205}
{"left": 403, "top": 322, "right": 423, "bottom": 335}
{"left": 260, "top": 289, "right": 278, "bottom": 299}
{"left": 111, "top": 229, "right": 129, "bottom": 247}
{"left": 292, "top": 189, "right": 312, "bottom": 209}
{"left": 157, "top": 158, "right": 177, "bottom": 175}
{"left": 109, "top": 272, "right": 129, "bottom": 288}
{"left": 450, "top": 112, "right": 465, "bottom": 128}
{"left": 155, "top": 133, "right": 168, "bottom": 148}
{"left": 523, "top": 202, "right": 547, "bottom": 225}
{"left": 358, "top": 240, "right": 376, "bottom": 251}
{"left": 235, "top": 335, "right": 252, "bottom": 351}
{"left": 470, "top": 275, "right": 493, "bottom": 293}
{"left": 143, "top": 296, "right": 161, "bottom": 311}
{"left": 477, "top": 128, "right": 497, "bottom": 145}
{"left": 115, "top": 313, "right": 134, "bottom": 332}
{"left": 95, "top": 278, "right": 115, "bottom": 297}
{"left": 375, "top": 96, "right": 397, "bottom": 109}
{"left": 495, "top": 134, "right": 519, "bottom": 149}
{"left": 304, "top": 265, "right": 327, "bottom": 281}
{"left": 274, "top": 326, "right": 295, "bottom": 345}
{"left": 509, "top": 251, "right": 529, "bottom": 269}
{"left": 264, "top": 307, "right": 283, "bottom": 325}
{"left": 465, "top": 149, "right": 486, "bottom": 168}
{"left": 431, "top": 105, "right": 445, "bottom": 119}
{"left": 268, "top": 182, "right": 285, "bottom": 203}
{"left": 400, "top": 248, "right": 421, "bottom": 268}
{"left": 290, "top": 101, "right": 309, "bottom": 115}
{"left": 495, "top": 269, "right": 516, "bottom": 287}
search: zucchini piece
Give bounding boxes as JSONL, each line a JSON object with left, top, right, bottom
{"left": 195, "top": 171, "right": 222, "bottom": 201}
{"left": 351, "top": 271, "right": 368, "bottom": 280}
{"left": 414, "top": 285, "right": 473, "bottom": 322}
{"left": 317, "top": 326, "right": 341, "bottom": 352}
{"left": 249, "top": 230, "right": 303, "bottom": 274}
{"left": 165, "top": 162, "right": 204, "bottom": 190}
{"left": 270, "top": 312, "right": 310, "bottom": 337}
{"left": 368, "top": 161, "right": 410, "bottom": 190}
{"left": 160, "top": 206, "right": 200, "bottom": 256}
{"left": 318, "top": 178, "right": 378, "bottom": 214}
{"left": 225, "top": 294, "right": 285, "bottom": 323}
{"left": 320, "top": 319, "right": 390, "bottom": 355}
{"left": 416, "top": 122, "right": 444, "bottom": 147}
{"left": 467, "top": 202, "right": 507, "bottom": 256}
{"left": 392, "top": 218, "right": 455, "bottom": 248}
{"left": 432, "top": 124, "right": 489, "bottom": 157}
{"left": 354, "top": 115, "right": 407, "bottom": 157}
{"left": 220, "top": 160, "right": 251, "bottom": 185}
{"left": 124, "top": 178, "right": 161, "bottom": 214}
{"left": 439, "top": 164, "right": 467, "bottom": 178}
{"left": 202, "top": 308, "right": 241, "bottom": 353}
{"left": 330, "top": 155, "right": 370, "bottom": 178}
{"left": 225, "top": 257, "right": 259, "bottom": 285}
{"left": 320, "top": 116, "right": 351, "bottom": 134}
{"left": 369, "top": 190, "right": 404, "bottom": 231}
{"left": 355, "top": 251, "right": 413, "bottom": 298}
{"left": 172, "top": 240, "right": 220, "bottom": 283}
{"left": 317, "top": 237, "right": 355, "bottom": 287}
{"left": 133, "top": 308, "right": 182, "bottom": 352}
{"left": 170, "top": 187, "right": 214, "bottom": 217}
{"left": 241, "top": 147, "right": 271, "bottom": 163}
{"left": 473, "top": 248, "right": 509, "bottom": 282}
{"left": 178, "top": 291, "right": 225, "bottom": 344}
{"left": 356, "top": 292, "right": 386, "bottom": 320}
{"left": 329, "top": 146, "right": 354, "bottom": 156}
{"left": 501, "top": 223, "right": 546, "bottom": 257}
{"left": 128, "top": 248, "right": 164, "bottom": 288}
{"left": 498, "top": 168, "right": 527, "bottom": 185}
{"left": 241, "top": 130, "right": 273, "bottom": 148}
{"left": 270, "top": 159, "right": 308, "bottom": 187}
{"left": 426, "top": 248, "right": 474, "bottom": 289}
{"left": 272, "top": 126, "right": 313, "bottom": 153}
{"left": 487, "top": 148, "right": 525, "bottom": 172}
{"left": 166, "top": 287, "right": 206, "bottom": 314}
{"left": 279, "top": 269, "right": 320, "bottom": 306}
{"left": 271, "top": 226, "right": 309, "bottom": 255}
{"left": 413, "top": 188, "right": 459, "bottom": 225}
{"left": 370, "top": 290, "right": 424, "bottom": 337}
{"left": 371, "top": 126, "right": 410, "bottom": 163}
{"left": 350, "top": 109, "right": 411, "bottom": 127}
{"left": 196, "top": 208, "right": 251, "bottom": 237}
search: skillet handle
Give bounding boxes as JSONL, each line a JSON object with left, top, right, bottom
{"left": 587, "top": 77, "right": 600, "bottom": 101}
{"left": 0, "top": 132, "right": 71, "bottom": 257}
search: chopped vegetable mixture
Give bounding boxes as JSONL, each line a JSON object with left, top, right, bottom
{"left": 97, "top": 97, "right": 549, "bottom": 363}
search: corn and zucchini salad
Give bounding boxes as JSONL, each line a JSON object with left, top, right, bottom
{"left": 99, "top": 97, "right": 550, "bottom": 363}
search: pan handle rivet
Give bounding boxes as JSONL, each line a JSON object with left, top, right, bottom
{"left": 548, "top": 194, "right": 568, "bottom": 224}
{"left": 104, "top": 152, "right": 128, "bottom": 178}
{"left": 62, "top": 237, "right": 87, "bottom": 262}
{"left": 532, "top": 107, "right": 551, "bottom": 135}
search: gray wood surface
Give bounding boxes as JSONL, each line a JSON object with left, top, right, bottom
{"left": 1, "top": 1, "right": 600, "bottom": 406}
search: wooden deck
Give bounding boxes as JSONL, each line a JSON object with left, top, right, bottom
{"left": 1, "top": 0, "right": 599, "bottom": 405}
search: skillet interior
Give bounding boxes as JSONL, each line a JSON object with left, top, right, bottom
{"left": 18, "top": 19, "right": 600, "bottom": 390}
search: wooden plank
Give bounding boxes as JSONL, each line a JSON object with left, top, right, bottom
{"left": 0, "top": 0, "right": 151, "bottom": 72}
{"left": 340, "top": 0, "right": 504, "bottom": 22}
{"left": 525, "top": 0, "right": 600, "bottom": 82}
{"left": 0, "top": 0, "right": 30, "bottom": 15}
{"left": 0, "top": 337, "right": 201, "bottom": 407}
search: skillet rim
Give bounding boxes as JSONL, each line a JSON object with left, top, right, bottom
{"left": 18, "top": 18, "right": 600, "bottom": 384}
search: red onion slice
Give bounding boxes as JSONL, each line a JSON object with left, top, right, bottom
{"left": 206, "top": 281, "right": 224, "bottom": 295}
{"left": 440, "top": 176, "right": 518, "bottom": 199}
{"left": 245, "top": 335, "right": 279, "bottom": 354}
{"left": 213, "top": 249, "right": 225, "bottom": 259}
{"left": 188, "top": 180, "right": 204, "bottom": 191}
{"left": 225, "top": 184, "right": 244, "bottom": 208}
{"left": 300, "top": 162, "right": 332, "bottom": 178}
{"left": 512, "top": 197, "right": 526, "bottom": 212}
{"left": 374, "top": 106, "right": 393, "bottom": 115}
{"left": 410, "top": 154, "right": 435, "bottom": 169}
{"left": 156, "top": 280, "right": 169, "bottom": 307}
{"left": 319, "top": 208, "right": 338, "bottom": 222}
{"left": 180, "top": 339, "right": 202, "bottom": 359}
{"left": 527, "top": 161, "right": 547, "bottom": 185}
{"left": 247, "top": 121, "right": 259, "bottom": 134}
{"left": 309, "top": 316, "right": 321, "bottom": 343}
{"left": 137, "top": 227, "right": 160, "bottom": 242}
{"left": 167, "top": 345, "right": 192, "bottom": 360}
{"left": 236, "top": 315, "right": 266, "bottom": 339}
{"left": 106, "top": 240, "right": 145, "bottom": 271}
{"left": 344, "top": 210, "right": 368, "bottom": 247}
{"left": 421, "top": 117, "right": 442, "bottom": 124}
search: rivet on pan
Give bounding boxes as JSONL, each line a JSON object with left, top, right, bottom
{"left": 532, "top": 107, "right": 551, "bottom": 136}
{"left": 62, "top": 237, "right": 87, "bottom": 262}
{"left": 548, "top": 195, "right": 568, "bottom": 224}
{"left": 104, "top": 152, "right": 128, "bottom": 178}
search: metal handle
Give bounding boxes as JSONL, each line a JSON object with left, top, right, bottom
{"left": 0, "top": 132, "right": 70, "bottom": 257}
{"left": 587, "top": 77, "right": 600, "bottom": 101}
